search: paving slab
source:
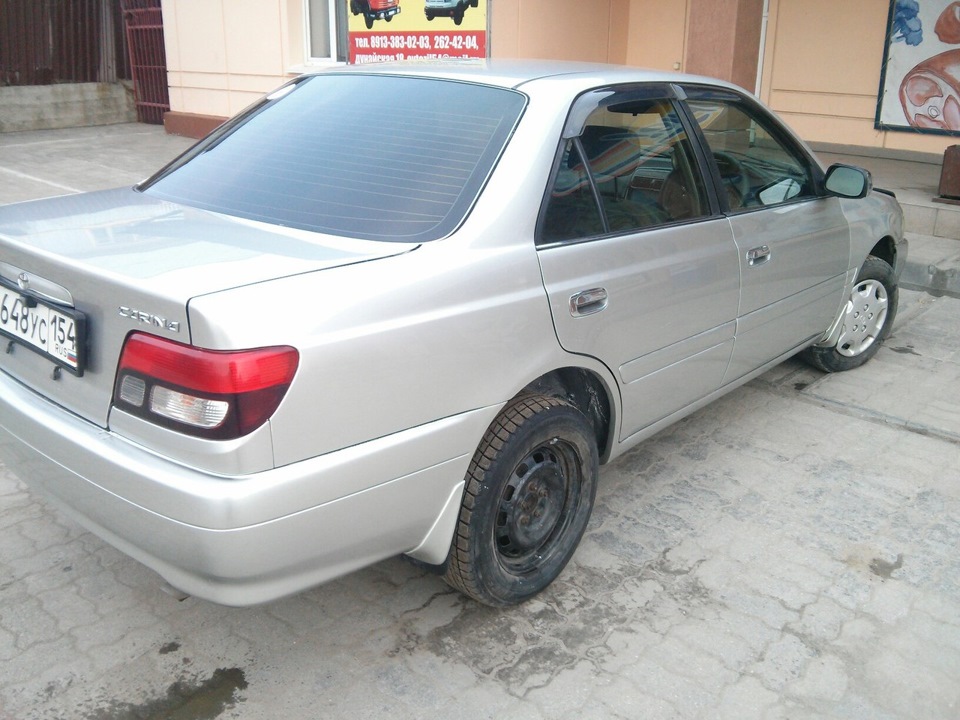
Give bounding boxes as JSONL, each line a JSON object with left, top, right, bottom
{"left": 801, "top": 292, "right": 960, "bottom": 442}
{"left": 0, "top": 124, "right": 193, "bottom": 204}
{"left": 900, "top": 233, "right": 960, "bottom": 298}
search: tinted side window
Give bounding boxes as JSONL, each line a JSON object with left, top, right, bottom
{"left": 541, "top": 98, "right": 710, "bottom": 244}
{"left": 685, "top": 97, "right": 817, "bottom": 211}
{"left": 541, "top": 140, "right": 605, "bottom": 242}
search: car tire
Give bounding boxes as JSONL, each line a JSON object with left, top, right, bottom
{"left": 802, "top": 256, "right": 898, "bottom": 373}
{"left": 364, "top": 15, "right": 374, "bottom": 28}
{"left": 453, "top": 8, "right": 465, "bottom": 24}
{"left": 470, "top": 0, "right": 479, "bottom": 6}
{"left": 443, "top": 394, "right": 598, "bottom": 606}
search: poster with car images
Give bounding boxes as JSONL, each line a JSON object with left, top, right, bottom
{"left": 347, "top": 0, "right": 487, "bottom": 63}
{"left": 877, "top": 0, "right": 960, "bottom": 133}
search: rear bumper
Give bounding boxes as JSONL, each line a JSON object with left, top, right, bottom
{"left": 0, "top": 370, "right": 492, "bottom": 605}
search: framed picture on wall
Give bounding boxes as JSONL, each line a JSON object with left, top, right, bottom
{"left": 877, "top": 0, "right": 960, "bottom": 134}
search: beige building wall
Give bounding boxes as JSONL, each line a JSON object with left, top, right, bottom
{"left": 492, "top": 0, "right": 688, "bottom": 70}
{"left": 490, "top": 0, "right": 628, "bottom": 63}
{"left": 684, "top": 0, "right": 764, "bottom": 91}
{"left": 621, "top": 0, "right": 690, "bottom": 72}
{"left": 759, "top": 0, "right": 951, "bottom": 156}
{"left": 162, "top": 0, "right": 692, "bottom": 127}
{"left": 160, "top": 0, "right": 955, "bottom": 156}
{"left": 162, "top": 0, "right": 304, "bottom": 123}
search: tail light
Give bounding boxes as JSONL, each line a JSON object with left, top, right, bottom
{"left": 113, "top": 332, "right": 299, "bottom": 440}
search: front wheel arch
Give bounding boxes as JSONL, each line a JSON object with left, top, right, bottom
{"left": 802, "top": 255, "right": 898, "bottom": 373}
{"left": 868, "top": 235, "right": 898, "bottom": 272}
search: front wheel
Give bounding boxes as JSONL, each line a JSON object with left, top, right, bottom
{"left": 444, "top": 395, "right": 598, "bottom": 606}
{"left": 364, "top": 15, "right": 374, "bottom": 28}
{"left": 803, "top": 256, "right": 898, "bottom": 373}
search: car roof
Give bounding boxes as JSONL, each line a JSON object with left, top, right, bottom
{"left": 311, "top": 58, "right": 747, "bottom": 95}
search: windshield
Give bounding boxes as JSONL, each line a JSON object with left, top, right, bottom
{"left": 141, "top": 74, "right": 526, "bottom": 242}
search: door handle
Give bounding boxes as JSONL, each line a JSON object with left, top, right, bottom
{"left": 569, "top": 287, "right": 608, "bottom": 317}
{"left": 747, "top": 245, "right": 770, "bottom": 266}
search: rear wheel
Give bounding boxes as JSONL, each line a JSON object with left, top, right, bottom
{"left": 803, "top": 256, "right": 897, "bottom": 372}
{"left": 453, "top": 7, "right": 465, "bottom": 24}
{"left": 364, "top": 15, "right": 374, "bottom": 28}
{"left": 444, "top": 395, "right": 598, "bottom": 606}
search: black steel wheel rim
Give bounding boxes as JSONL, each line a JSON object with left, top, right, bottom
{"left": 495, "top": 439, "right": 582, "bottom": 574}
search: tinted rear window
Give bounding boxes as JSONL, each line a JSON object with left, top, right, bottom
{"left": 141, "top": 74, "right": 526, "bottom": 242}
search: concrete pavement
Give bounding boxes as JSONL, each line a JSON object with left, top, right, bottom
{"left": 0, "top": 124, "right": 958, "bottom": 720}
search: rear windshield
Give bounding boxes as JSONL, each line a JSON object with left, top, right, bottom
{"left": 141, "top": 74, "right": 526, "bottom": 242}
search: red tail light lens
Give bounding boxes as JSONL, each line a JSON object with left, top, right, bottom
{"left": 114, "top": 332, "right": 299, "bottom": 439}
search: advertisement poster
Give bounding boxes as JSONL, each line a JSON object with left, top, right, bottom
{"left": 877, "top": 0, "right": 960, "bottom": 134}
{"left": 347, "top": 0, "right": 487, "bottom": 64}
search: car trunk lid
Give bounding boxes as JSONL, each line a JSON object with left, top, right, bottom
{"left": 0, "top": 188, "right": 415, "bottom": 428}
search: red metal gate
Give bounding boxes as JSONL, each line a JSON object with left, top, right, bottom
{"left": 120, "top": 0, "right": 169, "bottom": 124}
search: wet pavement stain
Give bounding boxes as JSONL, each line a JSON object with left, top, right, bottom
{"left": 158, "top": 641, "right": 181, "bottom": 655}
{"left": 85, "top": 668, "right": 247, "bottom": 720}
{"left": 869, "top": 554, "right": 904, "bottom": 579}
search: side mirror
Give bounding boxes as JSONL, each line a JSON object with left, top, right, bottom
{"left": 824, "top": 163, "right": 871, "bottom": 199}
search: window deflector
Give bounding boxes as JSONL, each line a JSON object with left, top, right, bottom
{"left": 542, "top": 88, "right": 718, "bottom": 245}
{"left": 562, "top": 84, "right": 679, "bottom": 139}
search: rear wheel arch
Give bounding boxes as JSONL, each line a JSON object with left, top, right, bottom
{"left": 403, "top": 366, "right": 615, "bottom": 577}
{"left": 443, "top": 393, "right": 599, "bottom": 605}
{"left": 519, "top": 367, "right": 616, "bottom": 463}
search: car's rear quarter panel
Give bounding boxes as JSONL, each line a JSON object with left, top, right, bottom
{"left": 187, "top": 84, "right": 616, "bottom": 468}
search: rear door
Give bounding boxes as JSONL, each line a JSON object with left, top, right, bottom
{"left": 681, "top": 87, "right": 850, "bottom": 383}
{"left": 536, "top": 85, "right": 740, "bottom": 441}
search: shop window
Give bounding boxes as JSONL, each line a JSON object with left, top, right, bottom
{"left": 306, "top": 0, "right": 347, "bottom": 62}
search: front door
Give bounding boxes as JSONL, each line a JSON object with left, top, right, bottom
{"left": 682, "top": 87, "right": 850, "bottom": 383}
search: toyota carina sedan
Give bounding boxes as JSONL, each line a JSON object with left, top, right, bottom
{"left": 0, "top": 61, "right": 905, "bottom": 607}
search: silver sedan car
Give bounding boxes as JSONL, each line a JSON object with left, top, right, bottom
{"left": 0, "top": 61, "right": 905, "bottom": 607}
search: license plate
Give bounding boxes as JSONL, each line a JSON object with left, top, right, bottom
{"left": 0, "top": 287, "right": 85, "bottom": 375}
